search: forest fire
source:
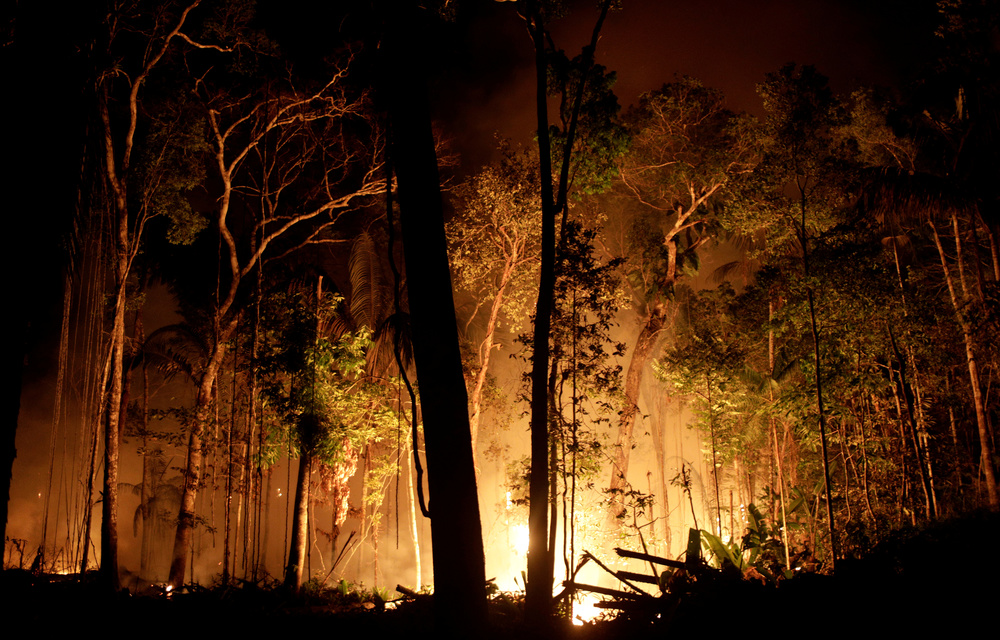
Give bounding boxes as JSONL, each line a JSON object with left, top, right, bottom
{"left": 5, "top": 0, "right": 1000, "bottom": 636}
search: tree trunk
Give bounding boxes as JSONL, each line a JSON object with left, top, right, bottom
{"left": 644, "top": 387, "right": 672, "bottom": 555}
{"left": 807, "top": 286, "right": 837, "bottom": 569}
{"left": 406, "top": 440, "right": 422, "bottom": 588}
{"left": 383, "top": 5, "right": 487, "bottom": 634}
{"left": 168, "top": 377, "right": 214, "bottom": 588}
{"left": 285, "top": 452, "right": 311, "bottom": 590}
{"left": 607, "top": 307, "right": 667, "bottom": 522}
{"left": 468, "top": 258, "right": 517, "bottom": 476}
{"left": 930, "top": 219, "right": 999, "bottom": 509}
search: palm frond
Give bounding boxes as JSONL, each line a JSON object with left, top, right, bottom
{"left": 348, "top": 231, "right": 388, "bottom": 330}
{"left": 141, "top": 324, "right": 209, "bottom": 382}
{"left": 859, "top": 166, "right": 973, "bottom": 229}
{"left": 374, "top": 311, "right": 413, "bottom": 376}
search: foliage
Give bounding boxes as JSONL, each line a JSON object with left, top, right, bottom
{"left": 617, "top": 76, "right": 757, "bottom": 308}
{"left": 547, "top": 52, "right": 629, "bottom": 197}
{"left": 258, "top": 286, "right": 398, "bottom": 467}
{"left": 449, "top": 141, "right": 542, "bottom": 337}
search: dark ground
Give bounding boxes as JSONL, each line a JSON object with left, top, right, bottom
{"left": 3, "top": 511, "right": 997, "bottom": 639}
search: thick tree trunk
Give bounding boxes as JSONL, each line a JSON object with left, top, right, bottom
{"left": 644, "top": 388, "right": 672, "bottom": 555}
{"left": 383, "top": 5, "right": 487, "bottom": 635}
{"left": 607, "top": 307, "right": 667, "bottom": 523}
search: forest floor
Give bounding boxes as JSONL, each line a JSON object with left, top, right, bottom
{"left": 3, "top": 510, "right": 997, "bottom": 638}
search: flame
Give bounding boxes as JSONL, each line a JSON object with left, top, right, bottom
{"left": 572, "top": 592, "right": 603, "bottom": 626}
{"left": 511, "top": 523, "right": 529, "bottom": 558}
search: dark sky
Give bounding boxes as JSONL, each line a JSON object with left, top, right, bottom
{"left": 426, "top": 0, "right": 939, "bottom": 171}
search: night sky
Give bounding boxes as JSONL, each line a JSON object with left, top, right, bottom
{"left": 425, "top": 0, "right": 938, "bottom": 171}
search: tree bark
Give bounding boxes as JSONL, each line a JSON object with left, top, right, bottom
{"left": 468, "top": 257, "right": 518, "bottom": 475}
{"left": 168, "top": 372, "right": 216, "bottom": 588}
{"left": 382, "top": 4, "right": 487, "bottom": 635}
{"left": 930, "top": 219, "right": 999, "bottom": 509}
{"left": 607, "top": 307, "right": 667, "bottom": 522}
{"left": 285, "top": 453, "right": 311, "bottom": 590}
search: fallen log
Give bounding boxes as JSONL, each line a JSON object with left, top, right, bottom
{"left": 583, "top": 550, "right": 652, "bottom": 596}
{"left": 395, "top": 584, "right": 421, "bottom": 599}
{"left": 562, "top": 581, "right": 643, "bottom": 600}
{"left": 614, "top": 570, "right": 661, "bottom": 586}
{"left": 614, "top": 547, "right": 686, "bottom": 570}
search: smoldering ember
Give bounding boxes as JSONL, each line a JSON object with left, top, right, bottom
{"left": 4, "top": 1, "right": 998, "bottom": 637}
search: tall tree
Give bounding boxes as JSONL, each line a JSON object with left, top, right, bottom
{"left": 449, "top": 144, "right": 541, "bottom": 474}
{"left": 95, "top": 0, "right": 226, "bottom": 591}
{"left": 165, "top": 43, "right": 384, "bottom": 587}
{"left": 518, "top": 0, "right": 616, "bottom": 624}
{"left": 729, "top": 64, "right": 858, "bottom": 566}
{"left": 380, "top": 2, "right": 487, "bottom": 635}
{"left": 607, "top": 77, "right": 754, "bottom": 524}
{"left": 260, "top": 281, "right": 396, "bottom": 591}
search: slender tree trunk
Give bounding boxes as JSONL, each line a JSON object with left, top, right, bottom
{"left": 707, "top": 375, "right": 722, "bottom": 536}
{"left": 767, "top": 299, "right": 791, "bottom": 568}
{"left": 468, "top": 258, "right": 517, "bottom": 476}
{"left": 80, "top": 410, "right": 99, "bottom": 573}
{"left": 406, "top": 440, "right": 422, "bottom": 589}
{"left": 524, "top": 0, "right": 557, "bottom": 622}
{"left": 887, "top": 327, "right": 933, "bottom": 519}
{"left": 523, "top": 1, "right": 613, "bottom": 623}
{"left": 223, "top": 352, "right": 236, "bottom": 586}
{"left": 168, "top": 380, "right": 213, "bottom": 588}
{"left": 806, "top": 288, "right": 837, "bottom": 569}
{"left": 284, "top": 453, "right": 311, "bottom": 590}
{"left": 930, "top": 219, "right": 999, "bottom": 509}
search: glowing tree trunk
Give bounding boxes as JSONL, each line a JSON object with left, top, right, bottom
{"left": 285, "top": 453, "right": 311, "bottom": 589}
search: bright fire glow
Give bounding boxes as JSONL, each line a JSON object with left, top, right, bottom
{"left": 572, "top": 593, "right": 603, "bottom": 626}
{"left": 511, "top": 523, "right": 529, "bottom": 558}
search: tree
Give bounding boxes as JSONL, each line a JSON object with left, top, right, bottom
{"left": 656, "top": 286, "right": 747, "bottom": 538}
{"left": 255, "top": 281, "right": 396, "bottom": 591}
{"left": 93, "top": 0, "right": 226, "bottom": 592}
{"left": 448, "top": 143, "right": 541, "bottom": 474}
{"left": 728, "top": 64, "right": 866, "bottom": 566}
{"left": 545, "top": 219, "right": 624, "bottom": 586}
{"left": 607, "top": 77, "right": 754, "bottom": 524}
{"left": 164, "top": 42, "right": 384, "bottom": 588}
{"left": 517, "top": 0, "right": 617, "bottom": 623}
{"left": 380, "top": 3, "right": 487, "bottom": 635}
